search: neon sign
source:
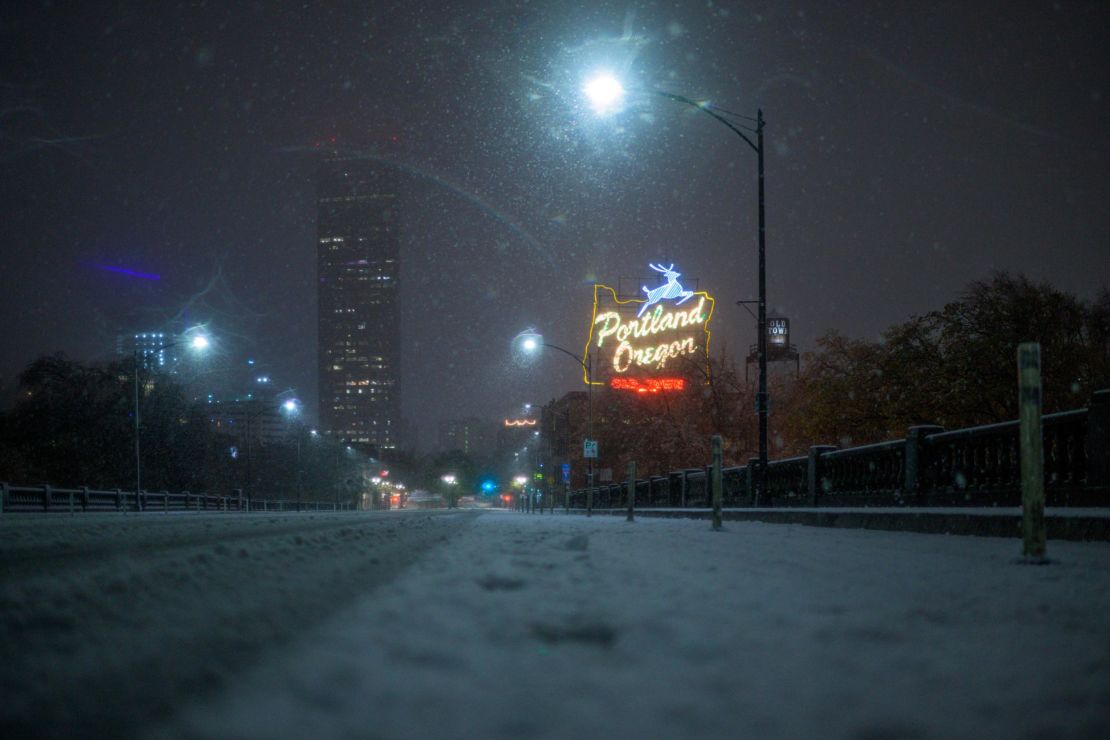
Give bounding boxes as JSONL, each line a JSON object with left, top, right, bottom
{"left": 504, "top": 419, "right": 537, "bottom": 427}
{"left": 638, "top": 263, "right": 694, "bottom": 316}
{"left": 585, "top": 264, "right": 714, "bottom": 387}
{"left": 610, "top": 377, "right": 687, "bottom": 393}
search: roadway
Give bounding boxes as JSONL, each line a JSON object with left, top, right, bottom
{"left": 3, "top": 509, "right": 1109, "bottom": 738}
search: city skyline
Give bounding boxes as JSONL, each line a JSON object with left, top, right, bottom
{"left": 1, "top": 1, "right": 1106, "bottom": 449}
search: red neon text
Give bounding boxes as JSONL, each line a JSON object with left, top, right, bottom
{"left": 610, "top": 377, "right": 686, "bottom": 393}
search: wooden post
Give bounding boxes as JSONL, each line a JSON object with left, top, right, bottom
{"left": 626, "top": 461, "right": 636, "bottom": 522}
{"left": 1018, "top": 343, "right": 1047, "bottom": 560}
{"left": 711, "top": 436, "right": 723, "bottom": 530}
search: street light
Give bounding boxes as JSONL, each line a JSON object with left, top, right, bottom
{"left": 583, "top": 73, "right": 625, "bottom": 115}
{"left": 581, "top": 74, "right": 771, "bottom": 505}
{"left": 280, "top": 398, "right": 303, "bottom": 511}
{"left": 132, "top": 328, "right": 210, "bottom": 510}
{"left": 513, "top": 330, "right": 595, "bottom": 494}
{"left": 441, "top": 473, "right": 458, "bottom": 508}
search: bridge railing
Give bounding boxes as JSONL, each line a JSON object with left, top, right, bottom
{"left": 0, "top": 483, "right": 355, "bottom": 514}
{"left": 563, "top": 389, "right": 1110, "bottom": 510}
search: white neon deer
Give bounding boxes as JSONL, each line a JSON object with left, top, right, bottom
{"left": 639, "top": 263, "right": 695, "bottom": 317}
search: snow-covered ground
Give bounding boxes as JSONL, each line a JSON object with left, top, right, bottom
{"left": 0, "top": 510, "right": 472, "bottom": 737}
{"left": 148, "top": 511, "right": 1110, "bottom": 739}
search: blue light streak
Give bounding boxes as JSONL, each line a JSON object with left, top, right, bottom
{"left": 86, "top": 262, "right": 162, "bottom": 281}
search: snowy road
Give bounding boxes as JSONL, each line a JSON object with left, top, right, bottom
{"left": 1, "top": 510, "right": 476, "bottom": 738}
{"left": 4, "top": 510, "right": 1110, "bottom": 738}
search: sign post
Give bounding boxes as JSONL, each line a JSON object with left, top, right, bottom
{"left": 626, "top": 460, "right": 636, "bottom": 523}
{"left": 711, "top": 435, "right": 723, "bottom": 530}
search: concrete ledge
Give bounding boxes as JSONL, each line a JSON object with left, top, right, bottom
{"left": 567, "top": 507, "right": 1110, "bottom": 542}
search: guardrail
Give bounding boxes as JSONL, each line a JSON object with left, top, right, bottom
{"left": 0, "top": 483, "right": 354, "bottom": 514}
{"left": 565, "top": 389, "right": 1110, "bottom": 511}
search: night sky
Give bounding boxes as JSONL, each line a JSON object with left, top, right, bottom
{"left": 2, "top": 1, "right": 1106, "bottom": 448}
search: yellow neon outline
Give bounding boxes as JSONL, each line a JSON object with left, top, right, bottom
{"left": 583, "top": 283, "right": 715, "bottom": 386}
{"left": 503, "top": 419, "right": 537, "bottom": 427}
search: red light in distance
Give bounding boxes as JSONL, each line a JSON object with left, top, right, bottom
{"left": 610, "top": 377, "right": 686, "bottom": 393}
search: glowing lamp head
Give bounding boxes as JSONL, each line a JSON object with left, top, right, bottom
{"left": 584, "top": 74, "right": 625, "bottom": 115}
{"left": 512, "top": 330, "right": 544, "bottom": 363}
{"left": 282, "top": 399, "right": 300, "bottom": 413}
{"left": 189, "top": 334, "right": 210, "bottom": 351}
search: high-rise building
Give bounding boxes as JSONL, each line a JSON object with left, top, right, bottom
{"left": 316, "top": 151, "right": 401, "bottom": 452}
{"left": 438, "top": 417, "right": 498, "bottom": 457}
{"left": 117, "top": 331, "right": 181, "bottom": 373}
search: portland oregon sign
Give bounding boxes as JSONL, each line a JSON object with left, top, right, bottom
{"left": 584, "top": 263, "right": 715, "bottom": 393}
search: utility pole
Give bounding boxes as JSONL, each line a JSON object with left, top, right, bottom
{"left": 756, "top": 109, "right": 769, "bottom": 506}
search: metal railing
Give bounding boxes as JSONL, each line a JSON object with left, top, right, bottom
{"left": 0, "top": 483, "right": 355, "bottom": 514}
{"left": 565, "top": 390, "right": 1110, "bottom": 511}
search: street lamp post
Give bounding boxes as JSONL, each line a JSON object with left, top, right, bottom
{"left": 583, "top": 77, "right": 771, "bottom": 504}
{"left": 243, "top": 404, "right": 266, "bottom": 510}
{"left": 515, "top": 333, "right": 594, "bottom": 495}
{"left": 132, "top": 331, "right": 209, "bottom": 510}
{"left": 441, "top": 473, "right": 458, "bottom": 508}
{"left": 280, "top": 399, "right": 302, "bottom": 512}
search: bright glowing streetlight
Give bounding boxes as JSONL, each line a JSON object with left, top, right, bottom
{"left": 245, "top": 396, "right": 306, "bottom": 509}
{"left": 583, "top": 73, "right": 625, "bottom": 115}
{"left": 441, "top": 473, "right": 459, "bottom": 508}
{"left": 580, "top": 73, "right": 773, "bottom": 504}
{"left": 279, "top": 398, "right": 303, "bottom": 510}
{"left": 132, "top": 327, "right": 210, "bottom": 509}
{"left": 512, "top": 329, "right": 595, "bottom": 495}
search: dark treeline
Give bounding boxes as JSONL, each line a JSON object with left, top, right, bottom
{"left": 0, "top": 355, "right": 366, "bottom": 502}
{"left": 548, "top": 273, "right": 1110, "bottom": 481}
{"left": 4, "top": 274, "right": 1107, "bottom": 494}
{"left": 778, "top": 273, "right": 1110, "bottom": 450}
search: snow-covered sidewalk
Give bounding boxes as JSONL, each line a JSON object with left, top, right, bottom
{"left": 163, "top": 511, "right": 1110, "bottom": 739}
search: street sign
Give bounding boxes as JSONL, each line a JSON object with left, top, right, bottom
{"left": 583, "top": 439, "right": 598, "bottom": 459}
{"left": 561, "top": 463, "right": 571, "bottom": 482}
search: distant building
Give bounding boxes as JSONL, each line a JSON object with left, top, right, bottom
{"left": 438, "top": 417, "right": 498, "bottom": 457}
{"left": 540, "top": 391, "right": 588, "bottom": 487}
{"left": 207, "top": 395, "right": 293, "bottom": 447}
{"left": 316, "top": 151, "right": 401, "bottom": 452}
{"left": 117, "top": 331, "right": 181, "bottom": 373}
